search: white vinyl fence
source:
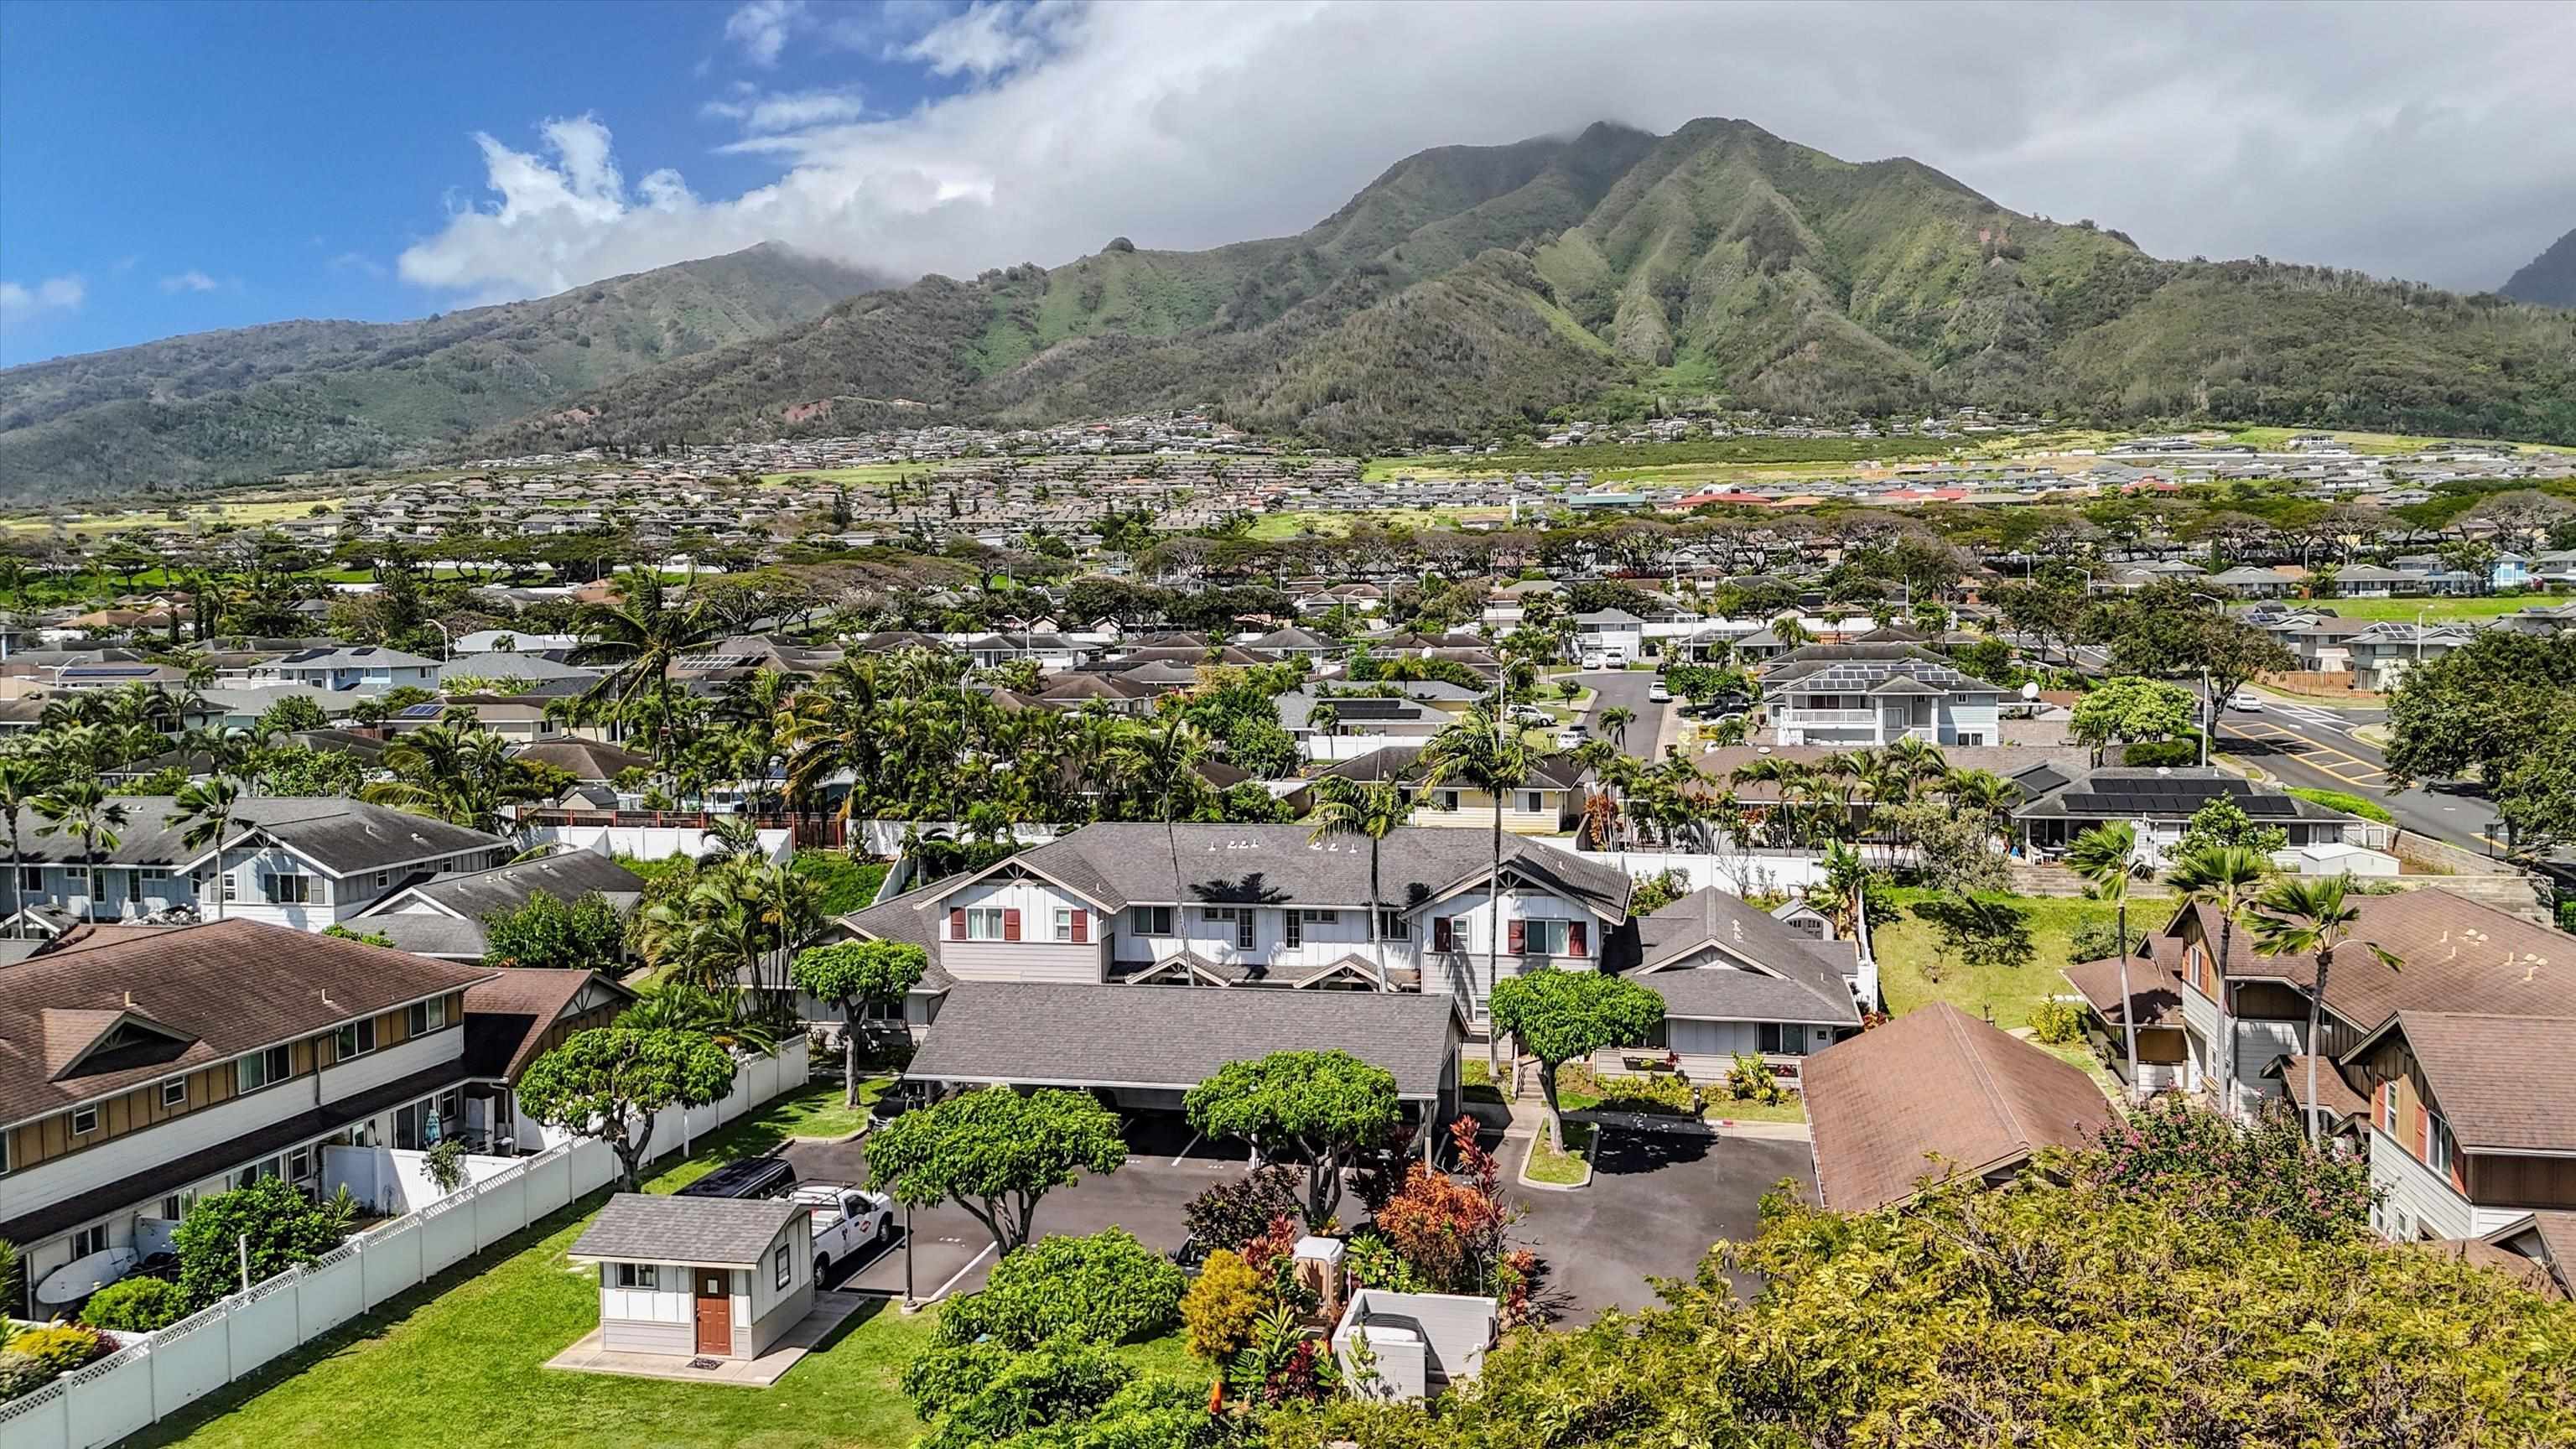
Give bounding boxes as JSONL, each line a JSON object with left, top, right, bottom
{"left": 0, "top": 1039, "right": 808, "bottom": 1449}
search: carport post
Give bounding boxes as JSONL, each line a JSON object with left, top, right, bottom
{"left": 901, "top": 1204, "right": 915, "bottom": 1310}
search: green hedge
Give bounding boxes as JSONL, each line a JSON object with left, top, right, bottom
{"left": 2281, "top": 787, "right": 2396, "bottom": 823}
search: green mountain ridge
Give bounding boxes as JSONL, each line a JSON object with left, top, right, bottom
{"left": 2501, "top": 227, "right": 2576, "bottom": 309}
{"left": 0, "top": 242, "right": 888, "bottom": 496}
{"left": 488, "top": 118, "right": 2576, "bottom": 455}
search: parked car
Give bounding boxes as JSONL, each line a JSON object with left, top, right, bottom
{"left": 1648, "top": 681, "right": 1672, "bottom": 703}
{"left": 1562, "top": 719, "right": 1589, "bottom": 741}
{"left": 796, "top": 1182, "right": 896, "bottom": 1279}
{"left": 2228, "top": 691, "right": 2263, "bottom": 711}
{"left": 1580, "top": 652, "right": 1605, "bottom": 670}
{"left": 678, "top": 1156, "right": 798, "bottom": 1201}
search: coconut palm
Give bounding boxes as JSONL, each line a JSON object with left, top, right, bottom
{"left": 1422, "top": 706, "right": 1535, "bottom": 1043}
{"left": 2163, "top": 844, "right": 2271, "bottom": 1114}
{"left": 1597, "top": 705, "right": 1636, "bottom": 751}
{"left": 1306, "top": 776, "right": 1413, "bottom": 989}
{"left": 34, "top": 777, "right": 129, "bottom": 922}
{"left": 569, "top": 573, "right": 723, "bottom": 761}
{"left": 616, "top": 981, "right": 781, "bottom": 1054}
{"left": 170, "top": 776, "right": 242, "bottom": 922}
{"left": 2246, "top": 875, "right": 2399, "bottom": 1141}
{"left": 0, "top": 756, "right": 49, "bottom": 936}
{"left": 2067, "top": 823, "right": 2151, "bottom": 1098}
{"left": 361, "top": 723, "right": 560, "bottom": 836}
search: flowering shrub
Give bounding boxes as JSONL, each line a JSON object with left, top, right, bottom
{"left": 1374, "top": 1118, "right": 1532, "bottom": 1311}
{"left": 2028, "top": 999, "right": 2087, "bottom": 1046}
{"left": 1724, "top": 1053, "right": 1787, "bottom": 1105}
{"left": 1182, "top": 1164, "right": 1303, "bottom": 1254}
{"left": 2087, "top": 1093, "right": 2378, "bottom": 1241}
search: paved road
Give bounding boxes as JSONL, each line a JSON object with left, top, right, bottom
{"left": 1514, "top": 1126, "right": 1815, "bottom": 1320}
{"left": 2211, "top": 700, "right": 2508, "bottom": 855}
{"left": 1579, "top": 668, "right": 1679, "bottom": 761}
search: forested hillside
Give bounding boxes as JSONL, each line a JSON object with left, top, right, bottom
{"left": 490, "top": 119, "right": 2576, "bottom": 455}
{"left": 2501, "top": 227, "right": 2576, "bottom": 309}
{"left": 0, "top": 243, "right": 886, "bottom": 495}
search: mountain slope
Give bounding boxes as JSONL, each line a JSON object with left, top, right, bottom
{"left": 2501, "top": 228, "right": 2576, "bottom": 308}
{"left": 0, "top": 243, "right": 888, "bottom": 495}
{"left": 494, "top": 120, "right": 2576, "bottom": 454}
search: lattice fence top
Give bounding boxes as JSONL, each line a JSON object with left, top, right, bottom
{"left": 0, "top": 1379, "right": 66, "bottom": 1420}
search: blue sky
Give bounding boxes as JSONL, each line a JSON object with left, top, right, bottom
{"left": 4, "top": 2, "right": 2571, "bottom": 370}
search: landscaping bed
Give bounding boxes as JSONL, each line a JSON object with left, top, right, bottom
{"left": 1524, "top": 1121, "right": 1595, "bottom": 1187}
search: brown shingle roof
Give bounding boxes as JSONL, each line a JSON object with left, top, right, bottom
{"left": 462, "top": 969, "right": 632, "bottom": 1080}
{"left": 1803, "top": 1003, "right": 2121, "bottom": 1214}
{"left": 2204, "top": 894, "right": 2576, "bottom": 1028}
{"left": 2374, "top": 1012, "right": 2576, "bottom": 1154}
{"left": 0, "top": 919, "right": 492, "bottom": 1125}
{"left": 2062, "top": 954, "right": 2185, "bottom": 1029}
{"left": 2274, "top": 1055, "right": 2370, "bottom": 1123}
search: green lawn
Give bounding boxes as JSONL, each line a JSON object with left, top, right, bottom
{"left": 792, "top": 849, "right": 891, "bottom": 914}
{"left": 1699, "top": 1094, "right": 1809, "bottom": 1124}
{"left": 2303, "top": 595, "right": 2553, "bottom": 621}
{"left": 2038, "top": 1041, "right": 2125, "bottom": 1100}
{"left": 743, "top": 1078, "right": 894, "bottom": 1144}
{"left": 1873, "top": 889, "right": 2121, "bottom": 1031}
{"left": 1525, "top": 1120, "right": 1592, "bottom": 1185}
{"left": 135, "top": 1086, "right": 1186, "bottom": 1449}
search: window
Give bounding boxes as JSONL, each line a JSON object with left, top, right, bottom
{"left": 1436, "top": 789, "right": 1462, "bottom": 813}
{"left": 1522, "top": 919, "right": 1572, "bottom": 957}
{"left": 2379, "top": 1081, "right": 2398, "bottom": 1135}
{"left": 236, "top": 1044, "right": 292, "bottom": 1093}
{"left": 2427, "top": 1114, "right": 2454, "bottom": 1176}
{"left": 1128, "top": 905, "right": 1174, "bottom": 936}
{"left": 408, "top": 997, "right": 447, "bottom": 1036}
{"left": 160, "top": 1192, "right": 194, "bottom": 1221}
{"left": 1377, "top": 910, "right": 1409, "bottom": 941}
{"left": 70, "top": 1226, "right": 106, "bottom": 1258}
{"left": 963, "top": 906, "right": 1007, "bottom": 941}
{"left": 373, "top": 871, "right": 390, "bottom": 889}
{"left": 221, "top": 871, "right": 237, "bottom": 904}
{"left": 71, "top": 1104, "right": 99, "bottom": 1135}
{"left": 126, "top": 870, "right": 144, "bottom": 904}
{"left": 17, "top": 865, "right": 39, "bottom": 893}
{"left": 617, "top": 1264, "right": 659, "bottom": 1290}
{"left": 1758, "top": 1023, "right": 1811, "bottom": 1057}
{"left": 0, "top": 1132, "right": 8, "bottom": 1176}
{"left": 1520, "top": 792, "right": 1545, "bottom": 813}
{"left": 1052, "top": 907, "right": 1074, "bottom": 943}
{"left": 289, "top": 1146, "right": 313, "bottom": 1181}
{"left": 1299, "top": 909, "right": 1339, "bottom": 925}
{"left": 162, "top": 1078, "right": 187, "bottom": 1108}
{"left": 774, "top": 1241, "right": 792, "bottom": 1291}
{"left": 1202, "top": 907, "right": 1256, "bottom": 951}
{"left": 262, "top": 871, "right": 314, "bottom": 905}
{"left": 336, "top": 1018, "right": 378, "bottom": 1060}
{"left": 1283, "top": 911, "right": 1301, "bottom": 950}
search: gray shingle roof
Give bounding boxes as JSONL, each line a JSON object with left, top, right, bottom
{"left": 368, "top": 849, "right": 644, "bottom": 924}
{"left": 1629, "top": 887, "right": 1860, "bottom": 1024}
{"left": 6, "top": 797, "right": 504, "bottom": 874}
{"left": 569, "top": 1193, "right": 801, "bottom": 1268}
{"left": 906, "top": 981, "right": 1463, "bottom": 1098}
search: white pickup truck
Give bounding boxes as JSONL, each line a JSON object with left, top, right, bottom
{"left": 794, "top": 1182, "right": 896, "bottom": 1279}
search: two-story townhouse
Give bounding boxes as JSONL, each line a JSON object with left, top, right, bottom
{"left": 3, "top": 797, "right": 509, "bottom": 932}
{"left": 1297, "top": 745, "right": 1586, "bottom": 835}
{"left": 351, "top": 850, "right": 646, "bottom": 962}
{"left": 249, "top": 646, "right": 441, "bottom": 693}
{"left": 839, "top": 821, "right": 1633, "bottom": 1022}
{"left": 0, "top": 920, "right": 491, "bottom": 1312}
{"left": 2338, "top": 1011, "right": 2576, "bottom": 1244}
{"left": 1572, "top": 610, "right": 1645, "bottom": 664}
{"left": 2344, "top": 621, "right": 2477, "bottom": 691}
{"left": 1760, "top": 643, "right": 2002, "bottom": 748}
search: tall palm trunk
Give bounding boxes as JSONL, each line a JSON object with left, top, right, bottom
{"left": 2305, "top": 949, "right": 2330, "bottom": 1142}
{"left": 1367, "top": 839, "right": 1385, "bottom": 993}
{"left": 1486, "top": 795, "right": 1504, "bottom": 1088}
{"left": 2113, "top": 893, "right": 2137, "bottom": 1101}
{"left": 5, "top": 827, "right": 21, "bottom": 939}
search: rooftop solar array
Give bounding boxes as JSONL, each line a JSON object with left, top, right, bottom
{"left": 2062, "top": 779, "right": 2299, "bottom": 818}
{"left": 1329, "top": 699, "right": 1419, "bottom": 719}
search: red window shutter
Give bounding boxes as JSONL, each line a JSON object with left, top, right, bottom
{"left": 1003, "top": 908, "right": 1021, "bottom": 942}
{"left": 1568, "top": 921, "right": 1587, "bottom": 958}
{"left": 949, "top": 908, "right": 966, "bottom": 940}
{"left": 1070, "top": 910, "right": 1088, "bottom": 944}
{"left": 1508, "top": 920, "right": 1527, "bottom": 955}
{"left": 1433, "top": 917, "right": 1453, "bottom": 952}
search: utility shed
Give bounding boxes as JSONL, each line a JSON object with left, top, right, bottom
{"left": 569, "top": 1192, "right": 813, "bottom": 1361}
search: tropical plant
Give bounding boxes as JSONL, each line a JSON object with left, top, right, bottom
{"left": 788, "top": 940, "right": 927, "bottom": 1103}
{"left": 171, "top": 1176, "right": 356, "bottom": 1310}
{"left": 515, "top": 1027, "right": 740, "bottom": 1190}
{"left": 0, "top": 756, "right": 49, "bottom": 937}
{"left": 932, "top": 1228, "right": 1184, "bottom": 1349}
{"left": 2246, "top": 875, "right": 2400, "bottom": 1140}
{"left": 360, "top": 722, "right": 564, "bottom": 835}
{"left": 2067, "top": 823, "right": 2150, "bottom": 1096}
{"left": 1422, "top": 706, "right": 1535, "bottom": 1046}
{"left": 2163, "top": 844, "right": 2272, "bottom": 1110}
{"left": 866, "top": 1088, "right": 1129, "bottom": 1256}
{"left": 169, "top": 775, "right": 241, "bottom": 921}
{"left": 1486, "top": 970, "right": 1665, "bottom": 1141}
{"left": 33, "top": 776, "right": 128, "bottom": 922}
{"left": 1306, "top": 775, "right": 1411, "bottom": 989}
{"left": 1184, "top": 1050, "right": 1400, "bottom": 1227}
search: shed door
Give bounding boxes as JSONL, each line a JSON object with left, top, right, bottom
{"left": 694, "top": 1271, "right": 732, "bottom": 1355}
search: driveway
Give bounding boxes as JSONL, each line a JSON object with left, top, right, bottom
{"left": 782, "top": 1114, "right": 1234, "bottom": 1301}
{"left": 1580, "top": 668, "right": 1679, "bottom": 761}
{"left": 1513, "top": 1125, "right": 1815, "bottom": 1321}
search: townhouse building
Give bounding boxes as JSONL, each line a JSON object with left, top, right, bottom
{"left": 1, "top": 921, "right": 491, "bottom": 1312}
{"left": 2093, "top": 893, "right": 2576, "bottom": 1247}
{"left": 248, "top": 647, "right": 441, "bottom": 693}
{"left": 3, "top": 797, "right": 509, "bottom": 932}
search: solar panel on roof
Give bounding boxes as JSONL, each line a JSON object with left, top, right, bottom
{"left": 396, "top": 703, "right": 444, "bottom": 718}
{"left": 1330, "top": 699, "right": 1415, "bottom": 719}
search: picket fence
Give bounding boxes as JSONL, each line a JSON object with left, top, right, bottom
{"left": 0, "top": 1038, "right": 808, "bottom": 1449}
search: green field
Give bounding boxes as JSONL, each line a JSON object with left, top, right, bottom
{"left": 2222, "top": 425, "right": 2539, "bottom": 456}
{"left": 1873, "top": 888, "right": 2124, "bottom": 1032}
{"left": 756, "top": 464, "right": 949, "bottom": 488}
{"left": 2307, "top": 595, "right": 2556, "bottom": 621}
{"left": 1247, "top": 506, "right": 1506, "bottom": 538}
{"left": 134, "top": 1087, "right": 1188, "bottom": 1449}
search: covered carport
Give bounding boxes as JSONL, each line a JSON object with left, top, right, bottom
{"left": 903, "top": 981, "right": 1467, "bottom": 1155}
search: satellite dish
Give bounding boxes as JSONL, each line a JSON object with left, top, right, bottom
{"left": 2020, "top": 682, "right": 2039, "bottom": 700}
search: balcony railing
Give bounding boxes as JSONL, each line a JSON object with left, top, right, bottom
{"left": 1777, "top": 708, "right": 1883, "bottom": 726}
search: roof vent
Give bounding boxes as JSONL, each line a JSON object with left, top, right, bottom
{"left": 124, "top": 989, "right": 136, "bottom": 1009}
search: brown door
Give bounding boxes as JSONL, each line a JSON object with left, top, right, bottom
{"left": 693, "top": 1272, "right": 731, "bottom": 1355}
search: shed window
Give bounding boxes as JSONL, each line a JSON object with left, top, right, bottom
{"left": 774, "top": 1241, "right": 792, "bottom": 1291}
{"left": 618, "top": 1264, "right": 658, "bottom": 1290}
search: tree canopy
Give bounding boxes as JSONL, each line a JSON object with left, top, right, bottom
{"left": 516, "top": 1026, "right": 739, "bottom": 1189}
{"left": 867, "top": 1088, "right": 1129, "bottom": 1254}
{"left": 1185, "top": 1050, "right": 1401, "bottom": 1227}
{"left": 1486, "top": 970, "right": 1665, "bottom": 1137}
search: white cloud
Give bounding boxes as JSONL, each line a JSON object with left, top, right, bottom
{"left": 0, "top": 273, "right": 86, "bottom": 324}
{"left": 160, "top": 269, "right": 222, "bottom": 293}
{"left": 723, "top": 0, "right": 805, "bottom": 66}
{"left": 402, "top": 1, "right": 2576, "bottom": 307}
{"left": 703, "top": 82, "right": 869, "bottom": 134}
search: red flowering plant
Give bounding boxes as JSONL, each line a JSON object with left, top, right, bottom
{"left": 1368, "top": 1117, "right": 1546, "bottom": 1324}
{"left": 2085, "top": 1093, "right": 2379, "bottom": 1242}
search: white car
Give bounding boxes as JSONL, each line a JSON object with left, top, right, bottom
{"left": 2227, "top": 691, "right": 2262, "bottom": 712}
{"left": 796, "top": 1182, "right": 896, "bottom": 1279}
{"left": 1580, "top": 652, "right": 1606, "bottom": 671}
{"left": 1648, "top": 682, "right": 1672, "bottom": 704}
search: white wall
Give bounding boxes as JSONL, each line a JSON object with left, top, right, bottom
{"left": 0, "top": 1041, "right": 808, "bottom": 1449}
{"left": 519, "top": 825, "right": 792, "bottom": 864}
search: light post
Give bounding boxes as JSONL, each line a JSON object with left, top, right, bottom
{"left": 428, "top": 618, "right": 450, "bottom": 662}
{"left": 2414, "top": 605, "right": 2429, "bottom": 670}
{"left": 2190, "top": 589, "right": 2225, "bottom": 767}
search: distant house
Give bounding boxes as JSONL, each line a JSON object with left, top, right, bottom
{"left": 1615, "top": 886, "right": 1867, "bottom": 1078}
{"left": 1803, "top": 1002, "right": 2121, "bottom": 1214}
{"left": 2008, "top": 766, "right": 2350, "bottom": 865}
{"left": 353, "top": 850, "right": 646, "bottom": 962}
{"left": 1301, "top": 745, "right": 1586, "bottom": 834}
{"left": 1761, "top": 643, "right": 2002, "bottom": 748}
{"left": 459, "top": 968, "right": 635, "bottom": 1149}
{"left": 249, "top": 647, "right": 440, "bottom": 693}
{"left": 1572, "top": 610, "right": 1644, "bottom": 663}
{"left": 2207, "top": 566, "right": 2297, "bottom": 599}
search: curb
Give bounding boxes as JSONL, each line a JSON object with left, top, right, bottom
{"left": 1514, "top": 1128, "right": 1594, "bottom": 1192}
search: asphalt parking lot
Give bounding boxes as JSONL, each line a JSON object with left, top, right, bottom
{"left": 782, "top": 1114, "right": 1239, "bottom": 1301}
{"left": 1513, "top": 1124, "right": 1815, "bottom": 1320}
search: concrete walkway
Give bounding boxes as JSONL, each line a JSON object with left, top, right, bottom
{"left": 543, "top": 1289, "right": 875, "bottom": 1388}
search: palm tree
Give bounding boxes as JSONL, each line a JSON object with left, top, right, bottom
{"left": 0, "top": 756, "right": 47, "bottom": 936}
{"left": 617, "top": 981, "right": 782, "bottom": 1054}
{"left": 1597, "top": 705, "right": 1636, "bottom": 751}
{"left": 34, "top": 777, "right": 130, "bottom": 922}
{"left": 362, "top": 723, "right": 559, "bottom": 836}
{"left": 569, "top": 573, "right": 723, "bottom": 763}
{"left": 171, "top": 776, "right": 242, "bottom": 922}
{"left": 2066, "top": 823, "right": 2150, "bottom": 1098}
{"left": 2163, "top": 844, "right": 2271, "bottom": 1115}
{"left": 1422, "top": 706, "right": 1535, "bottom": 1058}
{"left": 2246, "top": 875, "right": 2399, "bottom": 1141}
{"left": 1307, "top": 776, "right": 1412, "bottom": 989}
